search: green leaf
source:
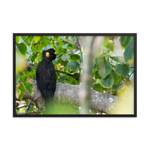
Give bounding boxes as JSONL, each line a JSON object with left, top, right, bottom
{"left": 108, "top": 43, "right": 114, "bottom": 52}
{"left": 72, "top": 78, "right": 79, "bottom": 85}
{"left": 55, "top": 41, "right": 64, "bottom": 46}
{"left": 57, "top": 58, "right": 68, "bottom": 66}
{"left": 69, "top": 54, "right": 80, "bottom": 60}
{"left": 20, "top": 75, "right": 33, "bottom": 96}
{"left": 94, "top": 79, "right": 101, "bottom": 84}
{"left": 97, "top": 59, "right": 112, "bottom": 78}
{"left": 67, "top": 44, "right": 75, "bottom": 50}
{"left": 62, "top": 44, "right": 75, "bottom": 50}
{"left": 30, "top": 69, "right": 36, "bottom": 78}
{"left": 59, "top": 36, "right": 66, "bottom": 41}
{"left": 67, "top": 60, "right": 80, "bottom": 71}
{"left": 41, "top": 36, "right": 50, "bottom": 47}
{"left": 93, "top": 84, "right": 103, "bottom": 92}
{"left": 23, "top": 69, "right": 28, "bottom": 75}
{"left": 58, "top": 76, "right": 66, "bottom": 82}
{"left": 36, "top": 53, "right": 43, "bottom": 63}
{"left": 30, "top": 53, "right": 37, "bottom": 62}
{"left": 100, "top": 75, "right": 114, "bottom": 88}
{"left": 25, "top": 83, "right": 33, "bottom": 95}
{"left": 73, "top": 73, "right": 80, "bottom": 80}
{"left": 56, "top": 46, "right": 67, "bottom": 53}
{"left": 18, "top": 83, "right": 26, "bottom": 99}
{"left": 21, "top": 36, "right": 34, "bottom": 46}
{"left": 52, "top": 58, "right": 59, "bottom": 65}
{"left": 103, "top": 38, "right": 109, "bottom": 46}
{"left": 62, "top": 44, "right": 68, "bottom": 49}
{"left": 35, "top": 43, "right": 43, "bottom": 52}
{"left": 20, "top": 75, "right": 28, "bottom": 83}
{"left": 61, "top": 54, "right": 70, "bottom": 61}
{"left": 110, "top": 56, "right": 121, "bottom": 62}
{"left": 115, "top": 64, "right": 129, "bottom": 77}
{"left": 28, "top": 72, "right": 33, "bottom": 78}
{"left": 16, "top": 74, "right": 20, "bottom": 82}
{"left": 56, "top": 52, "right": 63, "bottom": 58}
{"left": 65, "top": 36, "right": 69, "bottom": 40}
{"left": 33, "top": 36, "right": 41, "bottom": 42}
{"left": 119, "top": 36, "right": 131, "bottom": 49}
{"left": 16, "top": 87, "right": 21, "bottom": 97}
{"left": 95, "top": 58, "right": 100, "bottom": 65}
{"left": 16, "top": 36, "right": 19, "bottom": 44}
{"left": 46, "top": 43, "right": 52, "bottom": 49}
{"left": 21, "top": 36, "right": 28, "bottom": 43}
{"left": 17, "top": 43, "right": 27, "bottom": 55}
{"left": 65, "top": 75, "right": 73, "bottom": 83}
{"left": 54, "top": 36, "right": 58, "bottom": 40}
{"left": 105, "top": 55, "right": 109, "bottom": 61}
{"left": 112, "top": 71, "right": 120, "bottom": 85}
{"left": 69, "top": 36, "right": 76, "bottom": 42}
{"left": 95, "top": 71, "right": 101, "bottom": 79}
{"left": 112, "top": 81, "right": 122, "bottom": 90}
{"left": 124, "top": 37, "right": 134, "bottom": 62}
{"left": 72, "top": 36, "right": 76, "bottom": 42}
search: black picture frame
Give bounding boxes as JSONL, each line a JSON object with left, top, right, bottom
{"left": 10, "top": 30, "right": 139, "bottom": 120}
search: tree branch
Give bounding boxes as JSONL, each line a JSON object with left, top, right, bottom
{"left": 18, "top": 79, "right": 121, "bottom": 113}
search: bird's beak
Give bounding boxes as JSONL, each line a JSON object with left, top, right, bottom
{"left": 54, "top": 52, "right": 57, "bottom": 55}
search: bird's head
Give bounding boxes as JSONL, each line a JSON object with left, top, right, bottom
{"left": 43, "top": 48, "right": 57, "bottom": 61}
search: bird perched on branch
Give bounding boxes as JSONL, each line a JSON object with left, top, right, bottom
{"left": 36, "top": 48, "right": 56, "bottom": 113}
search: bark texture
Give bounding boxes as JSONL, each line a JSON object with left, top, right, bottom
{"left": 20, "top": 79, "right": 121, "bottom": 113}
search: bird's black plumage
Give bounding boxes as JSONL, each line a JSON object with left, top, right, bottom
{"left": 36, "top": 48, "right": 56, "bottom": 113}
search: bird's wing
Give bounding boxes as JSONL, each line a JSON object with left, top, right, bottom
{"left": 36, "top": 62, "right": 56, "bottom": 99}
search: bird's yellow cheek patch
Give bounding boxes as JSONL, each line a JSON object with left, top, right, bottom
{"left": 46, "top": 52, "right": 50, "bottom": 57}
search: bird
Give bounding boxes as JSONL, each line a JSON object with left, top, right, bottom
{"left": 36, "top": 48, "right": 56, "bottom": 114}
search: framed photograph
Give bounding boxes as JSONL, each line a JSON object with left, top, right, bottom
{"left": 13, "top": 33, "right": 137, "bottom": 117}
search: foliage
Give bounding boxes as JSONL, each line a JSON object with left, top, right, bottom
{"left": 15, "top": 35, "right": 134, "bottom": 114}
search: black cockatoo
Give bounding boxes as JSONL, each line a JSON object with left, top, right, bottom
{"left": 36, "top": 48, "right": 56, "bottom": 113}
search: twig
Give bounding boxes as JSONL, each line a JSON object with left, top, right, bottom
{"left": 111, "top": 64, "right": 134, "bottom": 68}
{"left": 112, "top": 69, "right": 134, "bottom": 94}
{"left": 25, "top": 100, "right": 33, "bottom": 113}
{"left": 41, "top": 36, "right": 80, "bottom": 49}
{"left": 24, "top": 36, "right": 30, "bottom": 42}
{"left": 16, "top": 111, "right": 45, "bottom": 115}
{"left": 55, "top": 70, "right": 78, "bottom": 81}
{"left": 16, "top": 104, "right": 28, "bottom": 109}
{"left": 92, "top": 85, "right": 98, "bottom": 91}
{"left": 27, "top": 51, "right": 37, "bottom": 60}
{"left": 28, "top": 65, "right": 37, "bottom": 69}
{"left": 28, "top": 65, "right": 78, "bottom": 81}
{"left": 76, "top": 36, "right": 82, "bottom": 74}
{"left": 76, "top": 36, "right": 81, "bottom": 49}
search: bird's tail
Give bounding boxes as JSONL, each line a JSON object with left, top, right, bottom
{"left": 45, "top": 97, "right": 54, "bottom": 114}
{"left": 43, "top": 91, "right": 54, "bottom": 114}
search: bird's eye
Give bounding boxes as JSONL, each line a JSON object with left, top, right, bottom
{"left": 46, "top": 52, "right": 50, "bottom": 57}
